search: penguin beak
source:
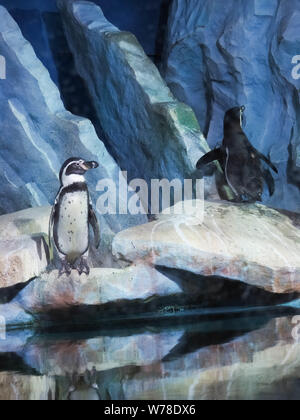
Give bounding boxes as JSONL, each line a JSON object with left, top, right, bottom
{"left": 80, "top": 161, "right": 99, "bottom": 171}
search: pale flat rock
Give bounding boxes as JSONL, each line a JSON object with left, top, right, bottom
{"left": 113, "top": 201, "right": 300, "bottom": 293}
{"left": 15, "top": 265, "right": 182, "bottom": 313}
{"left": 0, "top": 236, "right": 49, "bottom": 288}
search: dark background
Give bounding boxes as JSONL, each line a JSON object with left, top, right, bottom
{"left": 0, "top": 0, "right": 171, "bottom": 83}
{"left": 0, "top": 0, "right": 171, "bottom": 129}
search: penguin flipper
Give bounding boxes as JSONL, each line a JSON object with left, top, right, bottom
{"left": 263, "top": 168, "right": 275, "bottom": 197}
{"left": 89, "top": 205, "right": 100, "bottom": 249}
{"left": 251, "top": 147, "right": 278, "bottom": 174}
{"left": 196, "top": 148, "right": 223, "bottom": 169}
{"left": 48, "top": 203, "right": 56, "bottom": 255}
{"left": 48, "top": 188, "right": 62, "bottom": 257}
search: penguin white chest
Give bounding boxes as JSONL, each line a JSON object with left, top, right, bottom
{"left": 57, "top": 191, "right": 89, "bottom": 258}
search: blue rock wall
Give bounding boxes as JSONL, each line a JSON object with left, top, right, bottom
{"left": 0, "top": 0, "right": 166, "bottom": 72}
{"left": 163, "top": 0, "right": 300, "bottom": 211}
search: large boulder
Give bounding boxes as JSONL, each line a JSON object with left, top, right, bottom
{"left": 0, "top": 207, "right": 51, "bottom": 286}
{"left": 162, "top": 0, "right": 300, "bottom": 212}
{"left": 16, "top": 265, "right": 182, "bottom": 314}
{"left": 57, "top": 0, "right": 212, "bottom": 201}
{"left": 0, "top": 6, "right": 146, "bottom": 247}
{"left": 0, "top": 265, "right": 182, "bottom": 328}
{"left": 113, "top": 201, "right": 300, "bottom": 294}
{"left": 0, "top": 265, "right": 186, "bottom": 330}
{"left": 0, "top": 236, "right": 49, "bottom": 288}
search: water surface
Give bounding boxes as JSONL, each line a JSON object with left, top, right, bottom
{"left": 1, "top": 308, "right": 300, "bottom": 400}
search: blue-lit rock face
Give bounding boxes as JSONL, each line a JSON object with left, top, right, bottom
{"left": 57, "top": 0, "right": 210, "bottom": 191}
{"left": 0, "top": 6, "right": 146, "bottom": 255}
{"left": 163, "top": 0, "right": 300, "bottom": 212}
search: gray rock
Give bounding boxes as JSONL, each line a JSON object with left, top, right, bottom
{"left": 15, "top": 265, "right": 182, "bottom": 313}
{"left": 162, "top": 0, "right": 300, "bottom": 212}
{"left": 0, "top": 236, "right": 49, "bottom": 288}
{"left": 113, "top": 200, "right": 300, "bottom": 293}
{"left": 57, "top": 0, "right": 212, "bottom": 203}
{"left": 0, "top": 264, "right": 182, "bottom": 329}
{"left": 0, "top": 6, "right": 146, "bottom": 262}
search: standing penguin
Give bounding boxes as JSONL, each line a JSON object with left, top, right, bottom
{"left": 196, "top": 106, "right": 278, "bottom": 202}
{"left": 49, "top": 158, "right": 100, "bottom": 276}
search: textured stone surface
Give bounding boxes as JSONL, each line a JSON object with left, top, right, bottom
{"left": 162, "top": 0, "right": 300, "bottom": 211}
{"left": 15, "top": 265, "right": 182, "bottom": 313}
{"left": 0, "top": 264, "right": 183, "bottom": 329}
{"left": 57, "top": 0, "right": 212, "bottom": 200}
{"left": 0, "top": 206, "right": 51, "bottom": 240}
{"left": 0, "top": 236, "right": 49, "bottom": 288}
{"left": 0, "top": 6, "right": 145, "bottom": 244}
{"left": 113, "top": 201, "right": 300, "bottom": 293}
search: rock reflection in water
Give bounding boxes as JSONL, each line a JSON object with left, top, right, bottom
{"left": 1, "top": 314, "right": 300, "bottom": 400}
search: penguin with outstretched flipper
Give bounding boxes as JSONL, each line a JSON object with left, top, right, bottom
{"left": 196, "top": 106, "right": 278, "bottom": 202}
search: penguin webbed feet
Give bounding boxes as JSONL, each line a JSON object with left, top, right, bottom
{"left": 75, "top": 257, "right": 90, "bottom": 276}
{"left": 58, "top": 258, "right": 90, "bottom": 276}
{"left": 59, "top": 259, "right": 72, "bottom": 277}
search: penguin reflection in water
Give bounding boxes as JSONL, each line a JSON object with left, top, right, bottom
{"left": 197, "top": 106, "right": 278, "bottom": 202}
{"left": 49, "top": 158, "right": 100, "bottom": 276}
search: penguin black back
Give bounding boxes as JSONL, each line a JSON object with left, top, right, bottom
{"left": 196, "top": 106, "right": 278, "bottom": 203}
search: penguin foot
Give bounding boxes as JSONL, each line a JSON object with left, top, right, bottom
{"left": 76, "top": 258, "right": 90, "bottom": 276}
{"left": 59, "top": 260, "right": 72, "bottom": 277}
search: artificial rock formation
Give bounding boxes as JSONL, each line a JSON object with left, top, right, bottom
{"left": 113, "top": 200, "right": 300, "bottom": 294}
{"left": 0, "top": 6, "right": 146, "bottom": 253}
{"left": 0, "top": 265, "right": 182, "bottom": 328}
{"left": 0, "top": 206, "right": 51, "bottom": 287}
{"left": 57, "top": 0, "right": 211, "bottom": 198}
{"left": 0, "top": 236, "right": 49, "bottom": 288}
{"left": 16, "top": 265, "right": 182, "bottom": 313}
{"left": 162, "top": 0, "right": 300, "bottom": 211}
